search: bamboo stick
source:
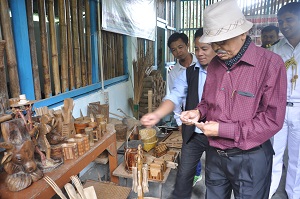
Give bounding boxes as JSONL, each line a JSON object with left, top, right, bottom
{"left": 0, "top": 0, "right": 20, "bottom": 98}
{"left": 58, "top": 0, "right": 69, "bottom": 92}
{"left": 66, "top": 0, "right": 75, "bottom": 90}
{"left": 70, "top": 0, "right": 82, "bottom": 88}
{"left": 38, "top": 0, "right": 52, "bottom": 98}
{"left": 48, "top": 0, "right": 61, "bottom": 95}
{"left": 85, "top": 0, "right": 92, "bottom": 85}
{"left": 78, "top": 0, "right": 87, "bottom": 86}
{"left": 26, "top": 0, "right": 41, "bottom": 100}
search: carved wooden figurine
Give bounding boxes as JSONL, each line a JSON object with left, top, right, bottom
{"left": 0, "top": 119, "right": 43, "bottom": 191}
{"left": 38, "top": 114, "right": 65, "bottom": 162}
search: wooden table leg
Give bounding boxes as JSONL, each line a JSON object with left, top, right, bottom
{"left": 107, "top": 138, "right": 119, "bottom": 184}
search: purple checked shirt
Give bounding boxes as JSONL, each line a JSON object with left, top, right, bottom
{"left": 197, "top": 42, "right": 287, "bottom": 150}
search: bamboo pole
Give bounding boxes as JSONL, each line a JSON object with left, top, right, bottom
{"left": 0, "top": 0, "right": 20, "bottom": 98}
{"left": 0, "top": 40, "right": 9, "bottom": 110}
{"left": 26, "top": 0, "right": 41, "bottom": 100}
{"left": 66, "top": 0, "right": 75, "bottom": 90}
{"left": 38, "top": 0, "right": 52, "bottom": 98}
{"left": 78, "top": 0, "right": 87, "bottom": 86}
{"left": 85, "top": 0, "right": 92, "bottom": 85}
{"left": 48, "top": 0, "right": 61, "bottom": 95}
{"left": 58, "top": 0, "right": 69, "bottom": 92}
{"left": 70, "top": 0, "right": 81, "bottom": 88}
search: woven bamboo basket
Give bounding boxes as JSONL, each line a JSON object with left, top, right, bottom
{"left": 139, "top": 128, "right": 156, "bottom": 143}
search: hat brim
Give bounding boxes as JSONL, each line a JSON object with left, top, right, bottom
{"left": 200, "top": 21, "right": 253, "bottom": 43}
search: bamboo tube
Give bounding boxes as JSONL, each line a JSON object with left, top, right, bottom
{"left": 58, "top": 0, "right": 69, "bottom": 92}
{"left": 78, "top": 0, "right": 87, "bottom": 87}
{"left": 0, "top": 0, "right": 20, "bottom": 98}
{"left": 48, "top": 0, "right": 61, "bottom": 95}
{"left": 70, "top": 0, "right": 82, "bottom": 88}
{"left": 38, "top": 0, "right": 52, "bottom": 98}
{"left": 26, "top": 0, "right": 41, "bottom": 100}
{"left": 85, "top": 0, "right": 92, "bottom": 85}
{"left": 66, "top": 0, "right": 75, "bottom": 90}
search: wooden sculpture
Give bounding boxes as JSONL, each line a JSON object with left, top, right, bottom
{"left": 0, "top": 119, "right": 43, "bottom": 191}
{"left": 61, "top": 98, "right": 76, "bottom": 138}
{"left": 37, "top": 114, "right": 65, "bottom": 167}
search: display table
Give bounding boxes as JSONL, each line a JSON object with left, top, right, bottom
{"left": 0, "top": 125, "right": 119, "bottom": 199}
{"left": 113, "top": 148, "right": 179, "bottom": 199}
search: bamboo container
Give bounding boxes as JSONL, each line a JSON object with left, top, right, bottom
{"left": 62, "top": 143, "right": 78, "bottom": 160}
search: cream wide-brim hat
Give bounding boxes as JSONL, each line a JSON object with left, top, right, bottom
{"left": 200, "top": 0, "right": 253, "bottom": 43}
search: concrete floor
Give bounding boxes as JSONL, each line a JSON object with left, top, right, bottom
{"left": 78, "top": 151, "right": 288, "bottom": 199}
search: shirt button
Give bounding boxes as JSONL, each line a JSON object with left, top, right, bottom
{"left": 227, "top": 70, "right": 230, "bottom": 73}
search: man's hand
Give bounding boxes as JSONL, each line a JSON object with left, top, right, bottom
{"left": 180, "top": 110, "right": 200, "bottom": 125}
{"left": 140, "top": 112, "right": 161, "bottom": 128}
{"left": 195, "top": 121, "right": 219, "bottom": 137}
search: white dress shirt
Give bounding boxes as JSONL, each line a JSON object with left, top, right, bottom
{"left": 271, "top": 38, "right": 300, "bottom": 102}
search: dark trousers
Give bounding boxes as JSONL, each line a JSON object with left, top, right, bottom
{"left": 171, "top": 133, "right": 208, "bottom": 199}
{"left": 205, "top": 140, "right": 274, "bottom": 199}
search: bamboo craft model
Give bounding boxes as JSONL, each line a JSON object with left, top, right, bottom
{"left": 61, "top": 98, "right": 76, "bottom": 138}
{"left": 131, "top": 144, "right": 149, "bottom": 199}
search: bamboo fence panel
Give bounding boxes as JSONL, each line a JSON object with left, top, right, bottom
{"left": 58, "top": 0, "right": 69, "bottom": 92}
{"left": 70, "top": 0, "right": 82, "bottom": 88}
{"left": 0, "top": 0, "right": 20, "bottom": 98}
{"left": 38, "top": 0, "right": 52, "bottom": 98}
{"left": 48, "top": 0, "right": 61, "bottom": 95}
{"left": 78, "top": 0, "right": 87, "bottom": 87}
{"left": 85, "top": 0, "right": 92, "bottom": 85}
{"left": 26, "top": 0, "right": 41, "bottom": 100}
{"left": 66, "top": 0, "right": 75, "bottom": 90}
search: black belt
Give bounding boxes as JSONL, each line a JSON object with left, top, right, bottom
{"left": 287, "top": 102, "right": 294, "bottom": 107}
{"left": 214, "top": 145, "right": 261, "bottom": 157}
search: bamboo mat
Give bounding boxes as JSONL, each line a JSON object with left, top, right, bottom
{"left": 83, "top": 180, "right": 131, "bottom": 199}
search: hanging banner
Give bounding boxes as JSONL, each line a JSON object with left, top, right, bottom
{"left": 102, "top": 0, "right": 156, "bottom": 41}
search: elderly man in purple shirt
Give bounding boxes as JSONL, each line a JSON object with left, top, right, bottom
{"left": 181, "top": 0, "right": 287, "bottom": 199}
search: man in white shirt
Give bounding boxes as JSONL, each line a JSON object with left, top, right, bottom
{"left": 167, "top": 32, "right": 198, "bottom": 127}
{"left": 269, "top": 2, "right": 300, "bottom": 199}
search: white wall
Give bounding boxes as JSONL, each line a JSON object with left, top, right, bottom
{"left": 52, "top": 80, "right": 134, "bottom": 119}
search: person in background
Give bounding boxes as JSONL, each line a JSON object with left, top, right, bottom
{"left": 261, "top": 25, "right": 280, "bottom": 48}
{"left": 269, "top": 2, "right": 300, "bottom": 199}
{"left": 140, "top": 28, "right": 216, "bottom": 198}
{"left": 180, "top": 0, "right": 287, "bottom": 198}
{"left": 167, "top": 33, "right": 198, "bottom": 131}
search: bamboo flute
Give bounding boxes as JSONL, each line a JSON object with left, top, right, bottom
{"left": 85, "top": 0, "right": 92, "bottom": 85}
{"left": 78, "top": 0, "right": 87, "bottom": 87}
{"left": 0, "top": 0, "right": 20, "bottom": 98}
{"left": 70, "top": 0, "right": 82, "bottom": 88}
{"left": 26, "top": 0, "right": 41, "bottom": 100}
{"left": 38, "top": 0, "right": 52, "bottom": 98}
{"left": 66, "top": 0, "right": 75, "bottom": 90}
{"left": 58, "top": 0, "right": 69, "bottom": 92}
{"left": 48, "top": 0, "right": 61, "bottom": 95}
